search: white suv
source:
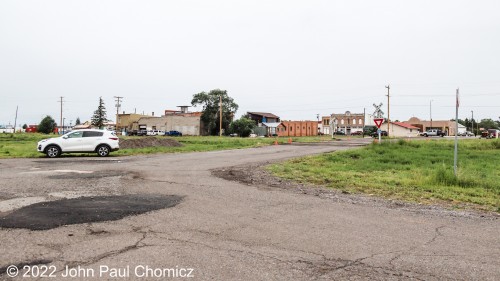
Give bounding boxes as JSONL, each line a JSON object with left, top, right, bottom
{"left": 37, "top": 129, "right": 120, "bottom": 158}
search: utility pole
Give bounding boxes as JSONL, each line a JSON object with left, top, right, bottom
{"left": 454, "top": 88, "right": 459, "bottom": 176}
{"left": 430, "top": 100, "right": 433, "bottom": 129}
{"left": 471, "top": 110, "right": 474, "bottom": 136}
{"left": 385, "top": 85, "right": 390, "bottom": 135}
{"left": 114, "top": 96, "right": 123, "bottom": 132}
{"left": 219, "top": 95, "right": 223, "bottom": 137}
{"left": 58, "top": 97, "right": 64, "bottom": 135}
{"left": 13, "top": 106, "right": 18, "bottom": 133}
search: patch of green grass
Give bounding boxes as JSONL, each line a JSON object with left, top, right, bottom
{"left": 268, "top": 139, "right": 500, "bottom": 211}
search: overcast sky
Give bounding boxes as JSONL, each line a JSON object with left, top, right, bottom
{"left": 1, "top": 0, "right": 499, "bottom": 126}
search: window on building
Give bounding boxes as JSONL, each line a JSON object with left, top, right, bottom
{"left": 353, "top": 119, "right": 356, "bottom": 125}
{"left": 359, "top": 118, "right": 363, "bottom": 125}
{"left": 341, "top": 119, "right": 344, "bottom": 125}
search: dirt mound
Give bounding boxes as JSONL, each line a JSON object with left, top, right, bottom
{"left": 119, "top": 137, "right": 183, "bottom": 149}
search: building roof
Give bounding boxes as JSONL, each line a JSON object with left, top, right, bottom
{"left": 392, "top": 122, "right": 419, "bottom": 129}
{"left": 247, "top": 112, "right": 280, "bottom": 119}
{"left": 262, "top": 122, "right": 283, "bottom": 128}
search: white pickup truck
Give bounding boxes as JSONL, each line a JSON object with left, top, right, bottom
{"left": 422, "top": 129, "right": 445, "bottom": 137}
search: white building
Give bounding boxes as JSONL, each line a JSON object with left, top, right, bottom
{"left": 382, "top": 122, "right": 420, "bottom": 137}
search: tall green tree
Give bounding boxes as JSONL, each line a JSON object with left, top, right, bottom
{"left": 191, "top": 89, "right": 238, "bottom": 135}
{"left": 229, "top": 117, "right": 256, "bottom": 137}
{"left": 22, "top": 124, "right": 28, "bottom": 130}
{"left": 91, "top": 97, "right": 108, "bottom": 129}
{"left": 75, "top": 117, "right": 81, "bottom": 125}
{"left": 38, "top": 116, "right": 57, "bottom": 134}
{"left": 478, "top": 118, "right": 499, "bottom": 130}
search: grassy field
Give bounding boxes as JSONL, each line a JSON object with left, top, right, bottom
{"left": 268, "top": 139, "right": 500, "bottom": 212}
{"left": 0, "top": 133, "right": 340, "bottom": 158}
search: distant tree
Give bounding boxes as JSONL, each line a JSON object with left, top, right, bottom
{"left": 91, "top": 97, "right": 108, "bottom": 129}
{"left": 75, "top": 117, "right": 81, "bottom": 125}
{"left": 22, "top": 124, "right": 28, "bottom": 130}
{"left": 191, "top": 89, "right": 239, "bottom": 135}
{"left": 38, "top": 116, "right": 57, "bottom": 134}
{"left": 478, "top": 118, "right": 499, "bottom": 130}
{"left": 229, "top": 117, "right": 256, "bottom": 137}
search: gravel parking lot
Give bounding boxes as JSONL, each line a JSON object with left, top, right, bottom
{"left": 0, "top": 141, "right": 499, "bottom": 280}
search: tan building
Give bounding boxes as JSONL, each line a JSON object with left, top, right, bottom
{"left": 322, "top": 111, "right": 365, "bottom": 135}
{"left": 137, "top": 114, "right": 204, "bottom": 136}
{"left": 404, "top": 117, "right": 462, "bottom": 136}
{"left": 117, "top": 113, "right": 152, "bottom": 132}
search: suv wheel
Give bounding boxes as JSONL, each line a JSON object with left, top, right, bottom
{"left": 96, "top": 145, "right": 110, "bottom": 157}
{"left": 46, "top": 145, "right": 61, "bottom": 158}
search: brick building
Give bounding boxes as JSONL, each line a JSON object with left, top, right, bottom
{"left": 276, "top": 121, "right": 318, "bottom": 137}
{"left": 321, "top": 111, "right": 365, "bottom": 135}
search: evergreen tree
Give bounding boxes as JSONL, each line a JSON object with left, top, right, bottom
{"left": 75, "top": 117, "right": 81, "bottom": 125}
{"left": 38, "top": 116, "right": 57, "bottom": 134}
{"left": 91, "top": 97, "right": 108, "bottom": 129}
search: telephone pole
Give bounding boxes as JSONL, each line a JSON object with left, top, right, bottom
{"left": 219, "top": 95, "right": 223, "bottom": 137}
{"left": 13, "top": 106, "right": 18, "bottom": 133}
{"left": 430, "top": 100, "right": 434, "bottom": 129}
{"left": 58, "top": 97, "right": 64, "bottom": 134}
{"left": 471, "top": 110, "right": 474, "bottom": 135}
{"left": 385, "top": 85, "right": 390, "bottom": 134}
{"left": 114, "top": 96, "right": 123, "bottom": 131}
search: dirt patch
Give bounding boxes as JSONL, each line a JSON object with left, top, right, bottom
{"left": 0, "top": 194, "right": 183, "bottom": 230}
{"left": 119, "top": 137, "right": 183, "bottom": 149}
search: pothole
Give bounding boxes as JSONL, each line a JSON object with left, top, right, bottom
{"left": 0, "top": 194, "right": 183, "bottom": 230}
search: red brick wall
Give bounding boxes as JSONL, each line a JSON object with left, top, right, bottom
{"left": 278, "top": 121, "right": 318, "bottom": 137}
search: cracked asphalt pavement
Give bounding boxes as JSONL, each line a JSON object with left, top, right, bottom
{"left": 0, "top": 141, "right": 499, "bottom": 280}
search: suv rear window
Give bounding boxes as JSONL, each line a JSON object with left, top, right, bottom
{"left": 83, "top": 131, "right": 104, "bottom": 137}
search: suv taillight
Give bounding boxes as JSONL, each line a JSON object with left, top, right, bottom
{"left": 109, "top": 137, "right": 118, "bottom": 140}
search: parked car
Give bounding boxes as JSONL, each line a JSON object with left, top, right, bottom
{"left": 333, "top": 131, "right": 346, "bottom": 135}
{"left": 165, "top": 130, "right": 182, "bottom": 136}
{"left": 422, "top": 129, "right": 445, "bottom": 137}
{"left": 137, "top": 129, "right": 148, "bottom": 136}
{"left": 371, "top": 130, "right": 388, "bottom": 137}
{"left": 37, "top": 129, "right": 119, "bottom": 158}
{"left": 459, "top": 131, "right": 474, "bottom": 137}
{"left": 350, "top": 131, "right": 363, "bottom": 136}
